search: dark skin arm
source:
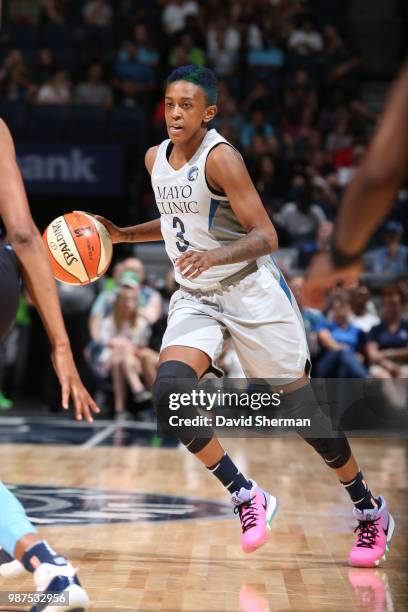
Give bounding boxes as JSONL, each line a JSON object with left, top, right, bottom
{"left": 303, "top": 62, "right": 408, "bottom": 308}
{"left": 336, "top": 61, "right": 408, "bottom": 255}
{"left": 95, "top": 146, "right": 163, "bottom": 243}
{"left": 0, "top": 120, "right": 99, "bottom": 422}
{"left": 177, "top": 144, "right": 278, "bottom": 279}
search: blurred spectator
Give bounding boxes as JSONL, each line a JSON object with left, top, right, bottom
{"left": 10, "top": 0, "right": 42, "bottom": 25}
{"left": 115, "top": 42, "right": 156, "bottom": 102}
{"left": 116, "top": 78, "right": 139, "bottom": 108}
{"left": 316, "top": 295, "right": 368, "bottom": 378}
{"left": 212, "top": 88, "right": 243, "bottom": 140}
{"left": 289, "top": 275, "right": 327, "bottom": 358}
{"left": 132, "top": 24, "right": 159, "bottom": 68}
{"left": 207, "top": 17, "right": 240, "bottom": 57}
{"left": 255, "top": 155, "right": 283, "bottom": 214}
{"left": 247, "top": 33, "right": 284, "bottom": 73}
{"left": 74, "top": 63, "right": 113, "bottom": 108}
{"left": 1, "top": 65, "right": 33, "bottom": 103}
{"left": 161, "top": 0, "right": 199, "bottom": 36}
{"left": 32, "top": 48, "right": 57, "bottom": 87}
{"left": 367, "top": 286, "right": 408, "bottom": 379}
{"left": 82, "top": 0, "right": 113, "bottom": 27}
{"left": 241, "top": 110, "right": 274, "bottom": 151}
{"left": 43, "top": 0, "right": 68, "bottom": 24}
{"left": 243, "top": 80, "right": 274, "bottom": 114}
{"left": 94, "top": 272, "right": 158, "bottom": 416}
{"left": 295, "top": 219, "right": 333, "bottom": 269}
{"left": 170, "top": 33, "right": 205, "bottom": 68}
{"left": 369, "top": 221, "right": 408, "bottom": 278}
{"left": 0, "top": 49, "right": 26, "bottom": 89}
{"left": 90, "top": 257, "right": 162, "bottom": 343}
{"left": 349, "top": 283, "right": 380, "bottom": 333}
{"left": 208, "top": 20, "right": 240, "bottom": 76}
{"left": 35, "top": 70, "right": 71, "bottom": 105}
{"left": 120, "top": 257, "right": 163, "bottom": 325}
{"left": 277, "top": 174, "right": 326, "bottom": 247}
{"left": 207, "top": 31, "right": 237, "bottom": 77}
{"left": 288, "top": 17, "right": 324, "bottom": 55}
{"left": 324, "top": 25, "right": 360, "bottom": 92}
{"left": 397, "top": 277, "right": 408, "bottom": 318}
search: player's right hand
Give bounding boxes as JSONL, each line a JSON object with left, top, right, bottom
{"left": 51, "top": 344, "right": 100, "bottom": 422}
{"left": 75, "top": 212, "right": 123, "bottom": 244}
{"left": 94, "top": 215, "right": 124, "bottom": 244}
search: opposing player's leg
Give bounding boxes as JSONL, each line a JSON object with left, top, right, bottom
{"left": 154, "top": 341, "right": 278, "bottom": 553}
{"left": 0, "top": 244, "right": 89, "bottom": 609}
{"left": 0, "top": 482, "right": 89, "bottom": 611}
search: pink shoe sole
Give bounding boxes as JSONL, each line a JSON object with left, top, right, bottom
{"left": 242, "top": 495, "right": 279, "bottom": 553}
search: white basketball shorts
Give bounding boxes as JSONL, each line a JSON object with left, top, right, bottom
{"left": 161, "top": 260, "right": 310, "bottom": 380}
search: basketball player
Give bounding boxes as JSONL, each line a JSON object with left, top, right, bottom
{"left": 0, "top": 119, "right": 95, "bottom": 610}
{"left": 304, "top": 61, "right": 408, "bottom": 308}
{"left": 96, "top": 66, "right": 394, "bottom": 567}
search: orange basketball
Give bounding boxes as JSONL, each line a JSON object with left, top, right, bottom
{"left": 43, "top": 211, "right": 113, "bottom": 285}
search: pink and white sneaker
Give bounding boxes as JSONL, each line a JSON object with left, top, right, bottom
{"left": 349, "top": 496, "right": 395, "bottom": 567}
{"left": 231, "top": 480, "right": 278, "bottom": 553}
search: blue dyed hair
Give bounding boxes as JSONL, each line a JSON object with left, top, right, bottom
{"left": 166, "top": 65, "right": 218, "bottom": 106}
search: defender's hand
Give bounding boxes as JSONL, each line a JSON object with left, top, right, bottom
{"left": 303, "top": 252, "right": 362, "bottom": 309}
{"left": 51, "top": 345, "right": 100, "bottom": 422}
{"left": 176, "top": 250, "right": 217, "bottom": 279}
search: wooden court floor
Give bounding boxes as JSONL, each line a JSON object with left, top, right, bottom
{"left": 0, "top": 436, "right": 407, "bottom": 611}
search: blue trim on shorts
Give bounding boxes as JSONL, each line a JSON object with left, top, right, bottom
{"left": 209, "top": 198, "right": 220, "bottom": 230}
{"left": 269, "top": 255, "right": 292, "bottom": 304}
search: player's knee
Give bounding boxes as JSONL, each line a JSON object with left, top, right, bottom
{"left": 303, "top": 436, "right": 351, "bottom": 469}
{"left": 153, "top": 360, "right": 213, "bottom": 452}
{"left": 152, "top": 360, "right": 197, "bottom": 404}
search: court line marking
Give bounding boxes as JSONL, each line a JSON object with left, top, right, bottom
{"left": 0, "top": 417, "right": 25, "bottom": 425}
{"left": 0, "top": 416, "right": 156, "bottom": 430}
{"left": 80, "top": 424, "right": 118, "bottom": 448}
{"left": 79, "top": 419, "right": 160, "bottom": 448}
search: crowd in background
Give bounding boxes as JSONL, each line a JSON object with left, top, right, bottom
{"left": 0, "top": 0, "right": 407, "bottom": 416}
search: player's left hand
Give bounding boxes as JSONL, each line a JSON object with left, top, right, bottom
{"left": 51, "top": 344, "right": 101, "bottom": 422}
{"left": 303, "top": 251, "right": 362, "bottom": 309}
{"left": 176, "top": 250, "right": 217, "bottom": 279}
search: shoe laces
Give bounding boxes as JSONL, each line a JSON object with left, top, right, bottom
{"left": 354, "top": 518, "right": 380, "bottom": 548}
{"left": 234, "top": 499, "right": 258, "bottom": 533}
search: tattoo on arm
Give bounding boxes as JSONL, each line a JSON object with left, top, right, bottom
{"left": 211, "top": 229, "right": 274, "bottom": 266}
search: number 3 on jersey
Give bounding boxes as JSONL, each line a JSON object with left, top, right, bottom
{"left": 173, "top": 217, "right": 189, "bottom": 252}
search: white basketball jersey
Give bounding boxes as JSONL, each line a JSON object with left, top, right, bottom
{"left": 151, "top": 129, "right": 250, "bottom": 289}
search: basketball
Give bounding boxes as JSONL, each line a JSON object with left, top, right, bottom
{"left": 43, "top": 211, "right": 113, "bottom": 285}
